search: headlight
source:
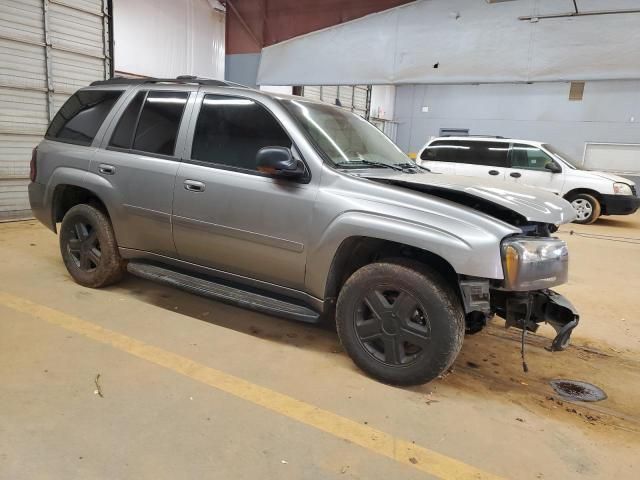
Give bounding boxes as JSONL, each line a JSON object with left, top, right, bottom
{"left": 613, "top": 182, "right": 633, "bottom": 195}
{"left": 501, "top": 237, "right": 569, "bottom": 291}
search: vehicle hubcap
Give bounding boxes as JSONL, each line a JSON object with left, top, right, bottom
{"left": 67, "top": 221, "right": 101, "bottom": 272}
{"left": 571, "top": 198, "right": 593, "bottom": 221}
{"left": 355, "top": 287, "right": 431, "bottom": 366}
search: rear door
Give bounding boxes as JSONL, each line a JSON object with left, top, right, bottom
{"left": 453, "top": 140, "right": 509, "bottom": 180}
{"left": 507, "top": 143, "right": 565, "bottom": 194}
{"left": 92, "top": 87, "right": 193, "bottom": 256}
{"left": 420, "top": 140, "right": 509, "bottom": 179}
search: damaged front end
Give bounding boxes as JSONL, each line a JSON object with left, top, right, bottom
{"left": 365, "top": 172, "right": 580, "bottom": 356}
{"left": 460, "top": 234, "right": 579, "bottom": 356}
{"left": 491, "top": 289, "right": 579, "bottom": 351}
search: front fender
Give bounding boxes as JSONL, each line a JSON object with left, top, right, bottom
{"left": 305, "top": 210, "right": 514, "bottom": 299}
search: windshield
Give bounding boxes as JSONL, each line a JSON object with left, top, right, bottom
{"left": 543, "top": 144, "right": 582, "bottom": 170}
{"left": 280, "top": 99, "right": 413, "bottom": 168}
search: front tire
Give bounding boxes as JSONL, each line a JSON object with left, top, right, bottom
{"left": 569, "top": 193, "right": 601, "bottom": 224}
{"left": 60, "top": 204, "right": 125, "bottom": 288}
{"left": 336, "top": 260, "right": 465, "bottom": 385}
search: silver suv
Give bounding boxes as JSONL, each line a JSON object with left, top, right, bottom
{"left": 29, "top": 77, "right": 579, "bottom": 385}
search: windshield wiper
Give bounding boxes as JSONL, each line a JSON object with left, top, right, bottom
{"left": 335, "top": 160, "right": 404, "bottom": 171}
{"left": 396, "top": 162, "right": 430, "bottom": 172}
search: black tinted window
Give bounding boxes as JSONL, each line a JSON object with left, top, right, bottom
{"left": 421, "top": 140, "right": 463, "bottom": 162}
{"left": 422, "top": 140, "right": 508, "bottom": 167}
{"left": 132, "top": 91, "right": 188, "bottom": 156}
{"left": 466, "top": 141, "right": 509, "bottom": 167}
{"left": 109, "top": 91, "right": 145, "bottom": 149}
{"left": 192, "top": 95, "right": 291, "bottom": 171}
{"left": 46, "top": 90, "right": 122, "bottom": 145}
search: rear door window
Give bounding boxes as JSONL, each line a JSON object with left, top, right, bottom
{"left": 109, "top": 91, "right": 146, "bottom": 149}
{"left": 132, "top": 91, "right": 189, "bottom": 156}
{"left": 46, "top": 90, "right": 122, "bottom": 145}
{"left": 464, "top": 141, "right": 509, "bottom": 167}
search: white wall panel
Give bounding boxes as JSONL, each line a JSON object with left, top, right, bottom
{"left": 113, "top": 0, "right": 225, "bottom": 79}
{"left": 258, "top": 0, "right": 640, "bottom": 85}
{"left": 584, "top": 143, "right": 640, "bottom": 175}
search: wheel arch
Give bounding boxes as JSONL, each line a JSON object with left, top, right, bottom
{"left": 51, "top": 184, "right": 111, "bottom": 233}
{"left": 563, "top": 188, "right": 603, "bottom": 203}
{"left": 323, "top": 236, "right": 461, "bottom": 306}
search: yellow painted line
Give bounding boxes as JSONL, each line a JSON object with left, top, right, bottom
{"left": 0, "top": 291, "right": 503, "bottom": 480}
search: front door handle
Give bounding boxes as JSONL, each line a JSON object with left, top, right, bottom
{"left": 98, "top": 164, "right": 115, "bottom": 175}
{"left": 510, "top": 172, "right": 522, "bottom": 178}
{"left": 184, "top": 180, "right": 205, "bottom": 192}
{"left": 488, "top": 170, "right": 500, "bottom": 176}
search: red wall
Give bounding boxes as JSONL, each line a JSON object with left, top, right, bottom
{"left": 226, "top": 0, "right": 413, "bottom": 54}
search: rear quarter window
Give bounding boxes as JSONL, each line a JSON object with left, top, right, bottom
{"left": 46, "top": 90, "right": 123, "bottom": 146}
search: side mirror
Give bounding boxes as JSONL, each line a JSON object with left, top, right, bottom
{"left": 545, "top": 162, "right": 562, "bottom": 173}
{"left": 256, "top": 147, "right": 305, "bottom": 179}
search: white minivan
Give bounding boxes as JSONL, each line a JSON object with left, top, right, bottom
{"left": 418, "top": 136, "right": 640, "bottom": 224}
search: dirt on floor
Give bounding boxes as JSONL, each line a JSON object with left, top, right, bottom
{"left": 1, "top": 212, "right": 640, "bottom": 479}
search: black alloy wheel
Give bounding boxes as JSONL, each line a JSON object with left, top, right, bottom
{"left": 66, "top": 221, "right": 102, "bottom": 272}
{"left": 355, "top": 287, "right": 430, "bottom": 366}
{"left": 59, "top": 203, "right": 125, "bottom": 288}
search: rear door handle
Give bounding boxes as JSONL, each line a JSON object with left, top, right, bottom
{"left": 510, "top": 172, "right": 522, "bottom": 178}
{"left": 98, "top": 164, "right": 115, "bottom": 175}
{"left": 184, "top": 180, "right": 205, "bottom": 192}
{"left": 488, "top": 170, "right": 500, "bottom": 176}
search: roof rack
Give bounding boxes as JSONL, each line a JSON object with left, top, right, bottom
{"left": 90, "top": 75, "right": 248, "bottom": 88}
{"left": 440, "top": 135, "right": 506, "bottom": 139}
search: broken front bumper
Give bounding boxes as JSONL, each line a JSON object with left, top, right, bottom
{"left": 491, "top": 289, "right": 580, "bottom": 351}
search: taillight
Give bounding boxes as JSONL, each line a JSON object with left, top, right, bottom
{"left": 30, "top": 147, "right": 37, "bottom": 182}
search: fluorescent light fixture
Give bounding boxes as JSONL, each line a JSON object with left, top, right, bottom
{"left": 203, "top": 98, "right": 254, "bottom": 106}
{"left": 428, "top": 145, "right": 470, "bottom": 150}
{"left": 147, "top": 97, "right": 187, "bottom": 104}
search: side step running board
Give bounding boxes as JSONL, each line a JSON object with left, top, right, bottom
{"left": 127, "top": 262, "right": 321, "bottom": 324}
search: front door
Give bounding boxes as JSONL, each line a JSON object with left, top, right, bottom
{"left": 172, "top": 93, "right": 317, "bottom": 290}
{"left": 92, "top": 88, "right": 192, "bottom": 256}
{"left": 506, "top": 143, "right": 565, "bottom": 194}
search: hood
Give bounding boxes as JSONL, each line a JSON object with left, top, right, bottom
{"left": 571, "top": 169, "right": 635, "bottom": 184}
{"left": 361, "top": 171, "right": 576, "bottom": 225}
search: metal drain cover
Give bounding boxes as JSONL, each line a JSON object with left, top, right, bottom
{"left": 549, "top": 379, "right": 607, "bottom": 402}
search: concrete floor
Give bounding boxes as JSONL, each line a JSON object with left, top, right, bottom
{"left": 1, "top": 213, "right": 639, "bottom": 479}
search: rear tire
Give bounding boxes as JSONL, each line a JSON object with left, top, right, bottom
{"left": 336, "top": 259, "right": 464, "bottom": 386}
{"left": 568, "top": 193, "right": 601, "bottom": 224}
{"left": 59, "top": 204, "right": 125, "bottom": 288}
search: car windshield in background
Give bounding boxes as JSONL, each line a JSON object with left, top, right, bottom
{"left": 544, "top": 144, "right": 583, "bottom": 170}
{"left": 281, "top": 99, "right": 412, "bottom": 169}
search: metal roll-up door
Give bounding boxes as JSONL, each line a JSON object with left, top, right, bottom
{"left": 302, "top": 85, "right": 371, "bottom": 119}
{"left": 320, "top": 85, "right": 338, "bottom": 105}
{"left": 302, "top": 85, "right": 321, "bottom": 102}
{"left": 352, "top": 85, "right": 370, "bottom": 118}
{"left": 0, "top": 0, "right": 111, "bottom": 221}
{"left": 337, "top": 86, "right": 353, "bottom": 110}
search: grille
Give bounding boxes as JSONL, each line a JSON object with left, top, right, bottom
{"left": 632, "top": 185, "right": 637, "bottom": 196}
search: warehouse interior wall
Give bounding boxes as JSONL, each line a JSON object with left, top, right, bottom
{"left": 225, "top": 0, "right": 411, "bottom": 86}
{"left": 113, "top": 0, "right": 225, "bottom": 79}
{"left": 258, "top": 0, "right": 640, "bottom": 85}
{"left": 394, "top": 80, "right": 640, "bottom": 182}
